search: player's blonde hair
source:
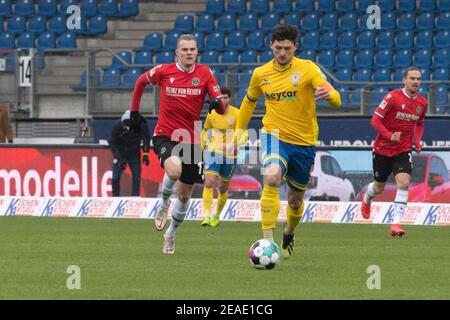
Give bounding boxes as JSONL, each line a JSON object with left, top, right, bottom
{"left": 176, "top": 34, "right": 197, "bottom": 48}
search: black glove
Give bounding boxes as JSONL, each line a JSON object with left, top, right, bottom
{"left": 130, "top": 111, "right": 144, "bottom": 130}
{"left": 207, "top": 98, "right": 221, "bottom": 114}
{"left": 142, "top": 153, "right": 149, "bottom": 166}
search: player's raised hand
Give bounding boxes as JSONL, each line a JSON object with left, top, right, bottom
{"left": 391, "top": 131, "right": 402, "bottom": 142}
{"left": 314, "top": 87, "right": 330, "bottom": 101}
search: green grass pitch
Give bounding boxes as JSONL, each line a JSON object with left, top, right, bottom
{"left": 0, "top": 216, "right": 449, "bottom": 299}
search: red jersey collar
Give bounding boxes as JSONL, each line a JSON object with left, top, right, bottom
{"left": 176, "top": 62, "right": 196, "bottom": 73}
{"left": 402, "top": 88, "right": 418, "bottom": 100}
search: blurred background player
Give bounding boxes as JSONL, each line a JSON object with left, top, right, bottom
{"left": 129, "top": 34, "right": 225, "bottom": 254}
{"left": 201, "top": 87, "right": 248, "bottom": 227}
{"left": 232, "top": 24, "right": 341, "bottom": 259}
{"left": 361, "top": 67, "right": 427, "bottom": 237}
{"left": 109, "top": 110, "right": 150, "bottom": 197}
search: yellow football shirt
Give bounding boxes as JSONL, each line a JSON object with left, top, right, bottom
{"left": 242, "top": 57, "right": 339, "bottom": 146}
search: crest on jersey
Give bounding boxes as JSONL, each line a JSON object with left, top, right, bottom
{"left": 263, "top": 79, "right": 269, "bottom": 86}
{"left": 416, "top": 106, "right": 422, "bottom": 113}
{"left": 192, "top": 78, "right": 200, "bottom": 86}
{"left": 227, "top": 117, "right": 235, "bottom": 125}
{"left": 290, "top": 72, "right": 301, "bottom": 87}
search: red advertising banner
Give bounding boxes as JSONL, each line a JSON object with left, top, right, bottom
{"left": 0, "top": 147, "right": 165, "bottom": 197}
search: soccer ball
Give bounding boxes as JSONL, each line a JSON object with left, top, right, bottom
{"left": 248, "top": 239, "right": 281, "bottom": 270}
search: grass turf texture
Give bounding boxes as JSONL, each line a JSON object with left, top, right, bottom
{"left": 0, "top": 216, "right": 449, "bottom": 299}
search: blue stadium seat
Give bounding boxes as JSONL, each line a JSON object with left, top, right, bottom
{"left": 235, "top": 88, "right": 248, "bottom": 105}
{"left": 431, "top": 68, "right": 449, "bottom": 80}
{"left": 174, "top": 15, "right": 194, "bottom": 33}
{"left": 200, "top": 50, "right": 219, "bottom": 63}
{"left": 7, "top": 15, "right": 26, "bottom": 34}
{"left": 398, "top": 13, "right": 415, "bottom": 30}
{"left": 76, "top": 68, "right": 102, "bottom": 89}
{"left": 37, "top": 32, "right": 56, "bottom": 49}
{"left": 435, "top": 31, "right": 450, "bottom": 48}
{"left": 355, "top": 49, "right": 373, "bottom": 67}
{"left": 259, "top": 50, "right": 273, "bottom": 62}
{"left": 392, "top": 69, "right": 404, "bottom": 81}
{"left": 415, "top": 31, "right": 433, "bottom": 49}
{"left": 420, "top": 68, "right": 430, "bottom": 80}
{"left": 4, "top": 53, "right": 16, "bottom": 71}
{"left": 317, "top": 0, "right": 335, "bottom": 13}
{"left": 221, "top": 50, "right": 238, "bottom": 63}
{"left": 250, "top": 0, "right": 269, "bottom": 15}
{"left": 227, "top": 31, "right": 246, "bottom": 50}
{"left": 0, "top": 0, "right": 11, "bottom": 17}
{"left": 48, "top": 15, "right": 67, "bottom": 34}
{"left": 116, "top": 0, "right": 138, "bottom": 17}
{"left": 302, "top": 13, "right": 319, "bottom": 31}
{"left": 356, "top": 0, "right": 373, "bottom": 12}
{"left": 238, "top": 67, "right": 253, "bottom": 87}
{"left": 0, "top": 32, "right": 14, "bottom": 49}
{"left": 192, "top": 31, "right": 205, "bottom": 50}
{"left": 434, "top": 49, "right": 450, "bottom": 67}
{"left": 354, "top": 69, "right": 372, "bottom": 82}
{"left": 196, "top": 14, "right": 215, "bottom": 33}
{"left": 318, "top": 50, "right": 335, "bottom": 68}
{"left": 335, "top": 68, "right": 352, "bottom": 81}
{"left": 240, "top": 49, "right": 257, "bottom": 63}
{"left": 227, "top": 0, "right": 246, "bottom": 14}
{"left": 396, "top": 31, "right": 413, "bottom": 49}
{"left": 375, "top": 49, "right": 393, "bottom": 67}
{"left": 284, "top": 13, "right": 300, "bottom": 27}
{"left": 437, "top": 12, "right": 450, "bottom": 30}
{"left": 205, "top": 0, "right": 225, "bottom": 16}
{"left": 99, "top": 0, "right": 117, "bottom": 16}
{"left": 205, "top": 31, "right": 225, "bottom": 50}
{"left": 394, "top": 50, "right": 412, "bottom": 68}
{"left": 336, "top": 50, "right": 353, "bottom": 67}
{"left": 373, "top": 68, "right": 390, "bottom": 82}
{"left": 321, "top": 13, "right": 338, "bottom": 31}
{"left": 112, "top": 50, "right": 132, "bottom": 70}
{"left": 217, "top": 13, "right": 236, "bottom": 32}
{"left": 440, "top": 0, "right": 450, "bottom": 10}
{"left": 398, "top": 0, "right": 415, "bottom": 11}
{"left": 381, "top": 13, "right": 396, "bottom": 30}
{"left": 416, "top": 13, "right": 435, "bottom": 30}
{"left": 142, "top": 33, "right": 162, "bottom": 52}
{"left": 435, "top": 85, "right": 449, "bottom": 106}
{"left": 88, "top": 14, "right": 107, "bottom": 35}
{"left": 337, "top": 88, "right": 350, "bottom": 105}
{"left": 273, "top": 0, "right": 292, "bottom": 14}
{"left": 369, "top": 87, "right": 389, "bottom": 107}
{"left": 133, "top": 50, "right": 152, "bottom": 65}
{"left": 100, "top": 67, "right": 121, "bottom": 88}
{"left": 247, "top": 31, "right": 264, "bottom": 50}
{"left": 164, "top": 31, "right": 181, "bottom": 50}
{"left": 348, "top": 88, "right": 362, "bottom": 109}
{"left": 337, "top": 0, "right": 354, "bottom": 12}
{"left": 298, "top": 50, "right": 315, "bottom": 60}
{"left": 419, "top": 0, "right": 436, "bottom": 12}
{"left": 357, "top": 13, "right": 370, "bottom": 30}
{"left": 261, "top": 13, "right": 280, "bottom": 32}
{"left": 0, "top": 17, "right": 3, "bottom": 32}
{"left": 338, "top": 31, "right": 355, "bottom": 49}
{"left": 209, "top": 66, "right": 226, "bottom": 84}
{"left": 376, "top": 31, "right": 394, "bottom": 49}
{"left": 14, "top": 0, "right": 34, "bottom": 16}
{"left": 80, "top": 0, "right": 97, "bottom": 17}
{"left": 295, "top": 0, "right": 314, "bottom": 13}
{"left": 38, "top": 0, "right": 57, "bottom": 17}
{"left": 357, "top": 31, "right": 375, "bottom": 48}
{"left": 60, "top": 0, "right": 79, "bottom": 15}
{"left": 301, "top": 31, "right": 319, "bottom": 50}
{"left": 58, "top": 31, "right": 77, "bottom": 48}
{"left": 239, "top": 13, "right": 258, "bottom": 32}
{"left": 379, "top": 0, "right": 395, "bottom": 11}
{"left": 121, "top": 68, "right": 142, "bottom": 88}
{"left": 320, "top": 31, "right": 337, "bottom": 49}
{"left": 155, "top": 51, "right": 174, "bottom": 64}
{"left": 339, "top": 13, "right": 357, "bottom": 31}
{"left": 17, "top": 32, "right": 35, "bottom": 48}
{"left": 414, "top": 49, "right": 431, "bottom": 68}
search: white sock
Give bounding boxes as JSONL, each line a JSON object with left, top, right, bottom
{"left": 365, "top": 182, "right": 376, "bottom": 204}
{"left": 393, "top": 189, "right": 408, "bottom": 224}
{"left": 161, "top": 174, "right": 176, "bottom": 208}
{"left": 165, "top": 199, "right": 190, "bottom": 238}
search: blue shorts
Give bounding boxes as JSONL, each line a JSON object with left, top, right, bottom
{"left": 261, "top": 132, "right": 316, "bottom": 192}
{"left": 204, "top": 151, "right": 237, "bottom": 181}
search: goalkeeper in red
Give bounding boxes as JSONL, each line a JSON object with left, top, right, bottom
{"left": 129, "top": 34, "right": 225, "bottom": 254}
{"left": 232, "top": 24, "right": 341, "bottom": 259}
{"left": 361, "top": 67, "right": 427, "bottom": 237}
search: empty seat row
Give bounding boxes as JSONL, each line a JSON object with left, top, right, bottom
{"left": 0, "top": 31, "right": 77, "bottom": 49}
{"left": 334, "top": 67, "right": 449, "bottom": 82}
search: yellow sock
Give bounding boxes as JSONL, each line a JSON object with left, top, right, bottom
{"left": 215, "top": 191, "right": 228, "bottom": 218}
{"left": 263, "top": 229, "right": 274, "bottom": 240}
{"left": 260, "top": 184, "right": 280, "bottom": 231}
{"left": 202, "top": 187, "right": 214, "bottom": 217}
{"left": 286, "top": 201, "right": 304, "bottom": 234}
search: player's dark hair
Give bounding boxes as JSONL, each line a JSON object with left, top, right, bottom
{"left": 403, "top": 67, "right": 421, "bottom": 79}
{"left": 220, "top": 87, "right": 231, "bottom": 97}
{"left": 271, "top": 24, "right": 298, "bottom": 44}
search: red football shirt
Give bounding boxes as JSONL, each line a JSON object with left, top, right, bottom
{"left": 131, "top": 63, "right": 222, "bottom": 143}
{"left": 372, "top": 88, "right": 427, "bottom": 157}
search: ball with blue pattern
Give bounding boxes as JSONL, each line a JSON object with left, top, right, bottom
{"left": 248, "top": 239, "right": 281, "bottom": 270}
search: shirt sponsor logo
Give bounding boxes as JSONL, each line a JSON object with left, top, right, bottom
{"left": 165, "top": 86, "right": 202, "bottom": 97}
{"left": 264, "top": 90, "right": 298, "bottom": 101}
{"left": 396, "top": 111, "right": 420, "bottom": 121}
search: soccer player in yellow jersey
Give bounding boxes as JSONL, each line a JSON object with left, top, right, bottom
{"left": 201, "top": 87, "right": 247, "bottom": 227}
{"left": 232, "top": 24, "right": 341, "bottom": 259}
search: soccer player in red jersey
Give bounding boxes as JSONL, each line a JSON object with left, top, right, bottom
{"left": 361, "top": 67, "right": 427, "bottom": 237}
{"left": 129, "top": 34, "right": 225, "bottom": 254}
